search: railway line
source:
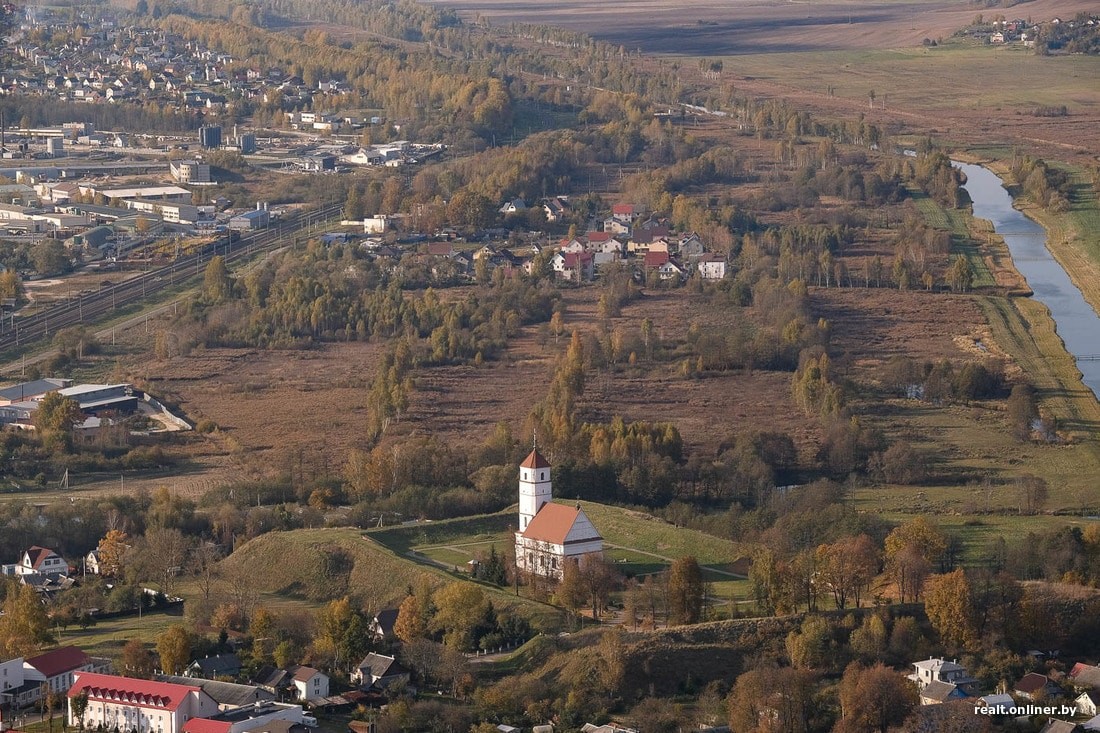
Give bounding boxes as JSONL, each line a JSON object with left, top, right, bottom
{"left": 0, "top": 203, "right": 342, "bottom": 355}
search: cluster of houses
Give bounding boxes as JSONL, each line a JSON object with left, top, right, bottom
{"left": 0, "top": 546, "right": 75, "bottom": 595}
{"left": 909, "top": 656, "right": 1100, "bottom": 730}
{"left": 545, "top": 201, "right": 726, "bottom": 282}
{"left": 393, "top": 200, "right": 727, "bottom": 284}
{"left": 1, "top": 9, "right": 357, "bottom": 122}
{"left": 972, "top": 15, "right": 1099, "bottom": 47}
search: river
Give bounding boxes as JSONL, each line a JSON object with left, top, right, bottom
{"left": 953, "top": 162, "right": 1100, "bottom": 400}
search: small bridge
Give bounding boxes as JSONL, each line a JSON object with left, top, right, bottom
{"left": 1079, "top": 355, "right": 1100, "bottom": 362}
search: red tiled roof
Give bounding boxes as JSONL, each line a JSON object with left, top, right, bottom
{"left": 182, "top": 719, "right": 231, "bottom": 733}
{"left": 643, "top": 251, "right": 670, "bottom": 268}
{"left": 520, "top": 503, "right": 583, "bottom": 544}
{"left": 1014, "top": 672, "right": 1049, "bottom": 693}
{"left": 26, "top": 646, "right": 89, "bottom": 678}
{"left": 69, "top": 672, "right": 200, "bottom": 712}
{"left": 587, "top": 232, "right": 611, "bottom": 242}
{"left": 427, "top": 243, "right": 452, "bottom": 256}
{"left": 25, "top": 546, "right": 57, "bottom": 569}
{"left": 520, "top": 449, "right": 550, "bottom": 469}
{"left": 612, "top": 204, "right": 637, "bottom": 215}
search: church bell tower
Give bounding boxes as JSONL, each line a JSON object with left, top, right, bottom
{"left": 518, "top": 448, "right": 552, "bottom": 531}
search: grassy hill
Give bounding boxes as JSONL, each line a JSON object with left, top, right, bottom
{"left": 221, "top": 526, "right": 567, "bottom": 631}
{"left": 369, "top": 502, "right": 751, "bottom": 602}
{"left": 219, "top": 527, "right": 433, "bottom": 610}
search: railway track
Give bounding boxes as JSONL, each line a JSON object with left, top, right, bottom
{"left": 0, "top": 203, "right": 342, "bottom": 355}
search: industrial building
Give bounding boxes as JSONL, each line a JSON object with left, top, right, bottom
{"left": 170, "top": 159, "right": 212, "bottom": 184}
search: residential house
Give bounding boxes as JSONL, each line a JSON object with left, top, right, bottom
{"left": 907, "top": 658, "right": 980, "bottom": 695}
{"left": 696, "top": 253, "right": 728, "bottom": 281}
{"left": 1015, "top": 672, "right": 1061, "bottom": 701}
{"left": 559, "top": 238, "right": 586, "bottom": 255}
{"left": 288, "top": 666, "right": 328, "bottom": 703}
{"left": 84, "top": 550, "right": 102, "bottom": 575}
{"left": 369, "top": 609, "right": 399, "bottom": 642}
{"left": 602, "top": 218, "right": 631, "bottom": 236}
{"left": 541, "top": 197, "right": 569, "bottom": 223}
{"left": 642, "top": 251, "right": 669, "bottom": 271}
{"left": 919, "top": 680, "right": 967, "bottom": 706}
{"left": 631, "top": 218, "right": 669, "bottom": 245}
{"left": 499, "top": 198, "right": 526, "bottom": 215}
{"left": 1079, "top": 690, "right": 1100, "bottom": 718}
{"left": 677, "top": 233, "right": 706, "bottom": 259}
{"left": 15, "top": 546, "right": 68, "bottom": 577}
{"left": 977, "top": 692, "right": 1015, "bottom": 715}
{"left": 25, "top": 646, "right": 107, "bottom": 698}
{"left": 351, "top": 654, "right": 409, "bottom": 691}
{"left": 68, "top": 672, "right": 220, "bottom": 733}
{"left": 551, "top": 251, "right": 593, "bottom": 282}
{"left": 657, "top": 259, "right": 684, "bottom": 281}
{"left": 610, "top": 203, "right": 640, "bottom": 223}
{"left": 0, "top": 656, "right": 40, "bottom": 709}
{"left": 185, "top": 654, "right": 242, "bottom": 680}
{"left": 251, "top": 668, "right": 289, "bottom": 698}
{"left": 1071, "top": 663, "right": 1100, "bottom": 691}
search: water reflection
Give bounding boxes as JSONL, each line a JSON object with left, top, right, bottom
{"left": 954, "top": 162, "right": 1100, "bottom": 400}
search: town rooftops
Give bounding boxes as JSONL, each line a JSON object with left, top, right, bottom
{"left": 69, "top": 672, "right": 201, "bottom": 712}
{"left": 520, "top": 449, "right": 550, "bottom": 469}
{"left": 182, "top": 719, "right": 231, "bottom": 733}
{"left": 158, "top": 675, "right": 271, "bottom": 708}
{"left": 26, "top": 646, "right": 89, "bottom": 678}
{"left": 519, "top": 502, "right": 602, "bottom": 546}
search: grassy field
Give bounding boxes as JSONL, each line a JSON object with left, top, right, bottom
{"left": 48, "top": 606, "right": 188, "bottom": 659}
{"left": 909, "top": 188, "right": 997, "bottom": 288}
{"left": 720, "top": 42, "right": 1100, "bottom": 112}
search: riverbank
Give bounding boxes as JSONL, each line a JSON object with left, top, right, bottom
{"left": 976, "top": 157, "right": 1100, "bottom": 320}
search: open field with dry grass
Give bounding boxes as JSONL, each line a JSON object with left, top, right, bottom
{"left": 432, "top": 0, "right": 1097, "bottom": 54}
{"left": 432, "top": 0, "right": 1100, "bottom": 158}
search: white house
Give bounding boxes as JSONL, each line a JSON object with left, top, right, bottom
{"left": 1079, "top": 690, "right": 1100, "bottom": 717}
{"left": 514, "top": 449, "right": 603, "bottom": 579}
{"left": 907, "top": 658, "right": 979, "bottom": 694}
{"left": 0, "top": 656, "right": 38, "bottom": 709}
{"left": 25, "top": 646, "right": 106, "bottom": 698}
{"left": 289, "top": 666, "right": 328, "bottom": 702}
{"left": 696, "top": 253, "right": 728, "bottom": 280}
{"left": 17, "top": 546, "right": 68, "bottom": 577}
{"left": 68, "top": 672, "right": 220, "bottom": 733}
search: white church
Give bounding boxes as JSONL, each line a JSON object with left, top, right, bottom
{"left": 514, "top": 448, "right": 603, "bottom": 579}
